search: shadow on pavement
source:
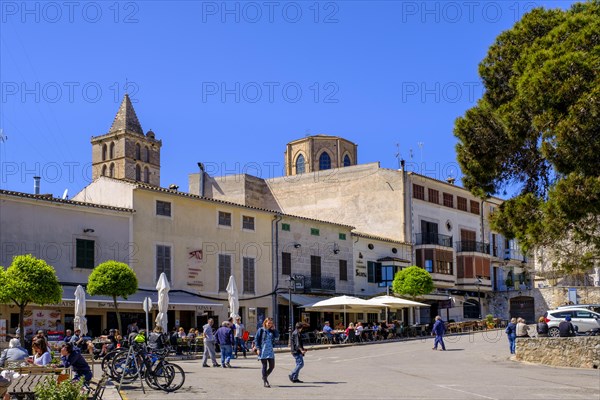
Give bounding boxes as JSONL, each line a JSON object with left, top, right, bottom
{"left": 443, "top": 349, "right": 464, "bottom": 352}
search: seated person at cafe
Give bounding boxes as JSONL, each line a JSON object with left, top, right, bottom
{"left": 0, "top": 338, "right": 28, "bottom": 367}
{"left": 60, "top": 343, "right": 92, "bottom": 382}
{"left": 322, "top": 321, "right": 334, "bottom": 341}
{"left": 28, "top": 337, "right": 51, "bottom": 366}
{"left": 63, "top": 329, "right": 73, "bottom": 343}
{"left": 345, "top": 322, "right": 356, "bottom": 342}
{"left": 355, "top": 322, "right": 364, "bottom": 339}
{"left": 148, "top": 326, "right": 169, "bottom": 351}
{"left": 335, "top": 321, "right": 345, "bottom": 330}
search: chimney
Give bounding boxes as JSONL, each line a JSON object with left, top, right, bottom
{"left": 197, "top": 162, "right": 205, "bottom": 197}
{"left": 446, "top": 177, "right": 456, "bottom": 185}
{"left": 34, "top": 176, "right": 41, "bottom": 194}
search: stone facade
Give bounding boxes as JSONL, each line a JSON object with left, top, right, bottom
{"left": 516, "top": 337, "right": 600, "bottom": 369}
{"left": 489, "top": 286, "right": 600, "bottom": 321}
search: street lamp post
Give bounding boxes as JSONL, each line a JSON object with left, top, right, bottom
{"left": 476, "top": 276, "right": 482, "bottom": 319}
{"left": 288, "top": 277, "right": 295, "bottom": 344}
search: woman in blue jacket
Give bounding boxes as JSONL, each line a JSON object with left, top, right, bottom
{"left": 505, "top": 317, "right": 517, "bottom": 354}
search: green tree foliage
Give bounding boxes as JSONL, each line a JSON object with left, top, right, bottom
{"left": 454, "top": 1, "right": 600, "bottom": 278}
{"left": 392, "top": 266, "right": 434, "bottom": 299}
{"left": 87, "top": 261, "right": 138, "bottom": 334}
{"left": 0, "top": 255, "right": 62, "bottom": 343}
{"left": 35, "top": 376, "right": 86, "bottom": 400}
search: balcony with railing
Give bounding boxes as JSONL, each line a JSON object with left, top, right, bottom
{"left": 503, "top": 248, "right": 527, "bottom": 263}
{"left": 303, "top": 275, "right": 336, "bottom": 293}
{"left": 415, "top": 232, "right": 453, "bottom": 248}
{"left": 455, "top": 241, "right": 490, "bottom": 254}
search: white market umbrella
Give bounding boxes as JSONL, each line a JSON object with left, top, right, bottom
{"left": 366, "top": 295, "right": 430, "bottom": 323}
{"left": 226, "top": 275, "right": 240, "bottom": 319}
{"left": 73, "top": 285, "right": 88, "bottom": 336}
{"left": 305, "top": 295, "right": 381, "bottom": 326}
{"left": 155, "top": 273, "right": 170, "bottom": 333}
{"left": 366, "top": 295, "right": 430, "bottom": 308}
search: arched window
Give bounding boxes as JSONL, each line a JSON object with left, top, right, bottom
{"left": 319, "top": 152, "right": 331, "bottom": 170}
{"left": 135, "top": 164, "right": 141, "bottom": 181}
{"left": 144, "top": 146, "right": 150, "bottom": 163}
{"left": 109, "top": 142, "right": 115, "bottom": 159}
{"left": 343, "top": 154, "right": 351, "bottom": 167}
{"left": 101, "top": 165, "right": 107, "bottom": 176}
{"left": 295, "top": 154, "right": 305, "bottom": 174}
{"left": 109, "top": 163, "right": 115, "bottom": 178}
{"left": 135, "top": 143, "right": 141, "bottom": 160}
{"left": 144, "top": 167, "right": 149, "bottom": 183}
{"left": 102, "top": 144, "right": 107, "bottom": 161}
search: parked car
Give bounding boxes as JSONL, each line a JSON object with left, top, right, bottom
{"left": 543, "top": 308, "right": 600, "bottom": 337}
{"left": 556, "top": 304, "right": 600, "bottom": 314}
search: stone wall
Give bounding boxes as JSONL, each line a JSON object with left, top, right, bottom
{"left": 516, "top": 337, "right": 600, "bottom": 369}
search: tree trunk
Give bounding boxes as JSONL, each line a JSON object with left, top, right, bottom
{"left": 19, "top": 304, "right": 25, "bottom": 345}
{"left": 113, "top": 295, "right": 123, "bottom": 335}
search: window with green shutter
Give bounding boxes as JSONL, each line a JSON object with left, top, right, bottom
{"left": 76, "top": 239, "right": 95, "bottom": 269}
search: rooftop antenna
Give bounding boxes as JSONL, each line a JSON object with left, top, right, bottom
{"left": 409, "top": 148, "right": 414, "bottom": 160}
{"left": 417, "top": 141, "right": 424, "bottom": 164}
{"left": 125, "top": 77, "right": 129, "bottom": 94}
{"left": 395, "top": 143, "right": 403, "bottom": 170}
{"left": 305, "top": 129, "right": 311, "bottom": 137}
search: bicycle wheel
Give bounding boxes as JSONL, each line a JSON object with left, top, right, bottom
{"left": 151, "top": 361, "right": 185, "bottom": 392}
{"left": 102, "top": 349, "right": 126, "bottom": 378}
{"left": 111, "top": 352, "right": 140, "bottom": 384}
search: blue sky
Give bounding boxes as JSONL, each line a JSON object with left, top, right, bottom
{"left": 0, "top": 0, "right": 576, "bottom": 197}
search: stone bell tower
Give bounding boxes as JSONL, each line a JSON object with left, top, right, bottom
{"left": 91, "top": 94, "right": 162, "bottom": 186}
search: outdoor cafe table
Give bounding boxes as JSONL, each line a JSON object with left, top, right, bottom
{"left": 8, "top": 374, "right": 57, "bottom": 399}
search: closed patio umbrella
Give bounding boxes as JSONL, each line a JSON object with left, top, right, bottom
{"left": 155, "top": 272, "right": 170, "bottom": 333}
{"left": 226, "top": 275, "right": 239, "bottom": 319}
{"left": 73, "top": 285, "right": 88, "bottom": 336}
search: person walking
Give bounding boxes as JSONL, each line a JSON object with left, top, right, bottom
{"left": 215, "top": 321, "right": 234, "bottom": 368}
{"left": 202, "top": 318, "right": 220, "bottom": 367}
{"left": 289, "top": 322, "right": 308, "bottom": 383}
{"left": 431, "top": 315, "right": 446, "bottom": 351}
{"left": 505, "top": 317, "right": 517, "bottom": 354}
{"left": 254, "top": 317, "right": 279, "bottom": 388}
{"left": 234, "top": 317, "right": 247, "bottom": 359}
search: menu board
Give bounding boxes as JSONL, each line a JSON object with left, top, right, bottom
{"left": 22, "top": 309, "right": 62, "bottom": 334}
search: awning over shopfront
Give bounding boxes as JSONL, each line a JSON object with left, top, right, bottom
{"left": 278, "top": 294, "right": 330, "bottom": 308}
{"left": 58, "top": 285, "right": 223, "bottom": 311}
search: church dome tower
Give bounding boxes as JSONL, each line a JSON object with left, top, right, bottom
{"left": 284, "top": 134, "right": 357, "bottom": 176}
{"left": 91, "top": 94, "right": 162, "bottom": 186}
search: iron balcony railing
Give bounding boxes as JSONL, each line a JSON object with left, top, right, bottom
{"left": 456, "top": 241, "right": 490, "bottom": 254}
{"left": 415, "top": 232, "right": 453, "bottom": 247}
{"left": 503, "top": 248, "right": 527, "bottom": 262}
{"left": 303, "top": 275, "right": 336, "bottom": 292}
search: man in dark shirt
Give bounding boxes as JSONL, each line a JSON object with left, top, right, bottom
{"left": 215, "top": 321, "right": 234, "bottom": 368}
{"left": 60, "top": 343, "right": 92, "bottom": 382}
{"left": 289, "top": 322, "right": 308, "bottom": 383}
{"left": 558, "top": 316, "right": 576, "bottom": 337}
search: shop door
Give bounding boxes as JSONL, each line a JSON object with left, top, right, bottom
{"left": 87, "top": 315, "right": 102, "bottom": 337}
{"left": 509, "top": 296, "right": 535, "bottom": 323}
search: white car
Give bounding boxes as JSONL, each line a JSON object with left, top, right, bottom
{"left": 544, "top": 308, "right": 600, "bottom": 336}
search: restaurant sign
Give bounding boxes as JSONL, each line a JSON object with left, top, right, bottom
{"left": 187, "top": 247, "right": 204, "bottom": 287}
